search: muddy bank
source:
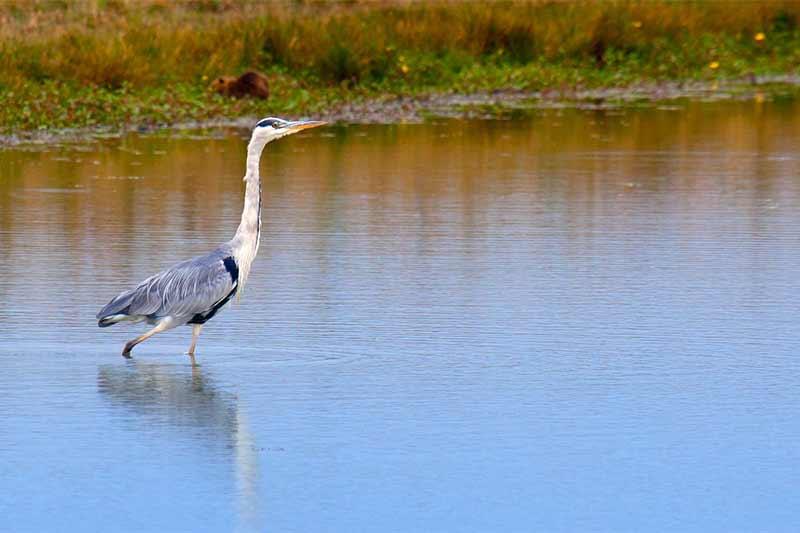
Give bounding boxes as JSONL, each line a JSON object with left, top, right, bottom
{"left": 3, "top": 76, "right": 799, "bottom": 147}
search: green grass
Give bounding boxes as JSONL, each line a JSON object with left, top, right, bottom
{"left": 2, "top": 0, "right": 800, "bottom": 134}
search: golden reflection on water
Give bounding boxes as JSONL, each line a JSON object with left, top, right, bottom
{"left": 1, "top": 100, "right": 799, "bottom": 241}
{"left": 1, "top": 100, "right": 799, "bottom": 341}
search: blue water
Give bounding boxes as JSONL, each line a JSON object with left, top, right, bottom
{"left": 1, "top": 103, "right": 799, "bottom": 531}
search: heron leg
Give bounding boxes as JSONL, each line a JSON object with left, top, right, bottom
{"left": 186, "top": 324, "right": 203, "bottom": 356}
{"left": 122, "top": 321, "right": 171, "bottom": 358}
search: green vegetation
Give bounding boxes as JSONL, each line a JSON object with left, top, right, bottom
{"left": 2, "top": 0, "right": 800, "bottom": 135}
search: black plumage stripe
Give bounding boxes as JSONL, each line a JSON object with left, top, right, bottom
{"left": 223, "top": 256, "right": 239, "bottom": 283}
{"left": 188, "top": 257, "right": 239, "bottom": 325}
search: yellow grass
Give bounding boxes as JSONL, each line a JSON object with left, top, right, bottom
{"left": 2, "top": 1, "right": 800, "bottom": 133}
{"left": 2, "top": 1, "right": 799, "bottom": 88}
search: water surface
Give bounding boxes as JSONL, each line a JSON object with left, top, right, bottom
{"left": 1, "top": 100, "right": 800, "bottom": 532}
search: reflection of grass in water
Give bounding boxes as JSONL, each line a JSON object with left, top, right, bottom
{"left": 1, "top": 1, "right": 800, "bottom": 132}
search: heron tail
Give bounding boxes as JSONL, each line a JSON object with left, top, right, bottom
{"left": 98, "top": 314, "right": 128, "bottom": 328}
{"left": 97, "top": 289, "right": 138, "bottom": 327}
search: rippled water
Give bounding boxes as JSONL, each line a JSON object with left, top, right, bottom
{"left": 1, "top": 100, "right": 800, "bottom": 532}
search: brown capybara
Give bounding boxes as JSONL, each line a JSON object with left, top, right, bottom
{"left": 211, "top": 71, "right": 269, "bottom": 100}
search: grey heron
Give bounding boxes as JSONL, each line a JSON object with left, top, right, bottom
{"left": 97, "top": 117, "right": 326, "bottom": 358}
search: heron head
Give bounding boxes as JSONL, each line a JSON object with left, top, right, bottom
{"left": 251, "top": 117, "right": 327, "bottom": 144}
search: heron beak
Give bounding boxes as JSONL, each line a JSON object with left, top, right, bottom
{"left": 286, "top": 120, "right": 327, "bottom": 134}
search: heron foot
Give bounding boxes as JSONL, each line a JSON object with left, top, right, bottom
{"left": 122, "top": 342, "right": 135, "bottom": 359}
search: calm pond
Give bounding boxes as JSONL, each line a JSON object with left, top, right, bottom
{"left": 1, "top": 100, "right": 799, "bottom": 532}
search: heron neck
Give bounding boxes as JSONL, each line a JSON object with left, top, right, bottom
{"left": 232, "top": 138, "right": 266, "bottom": 291}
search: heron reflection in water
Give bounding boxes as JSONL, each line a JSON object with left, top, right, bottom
{"left": 98, "top": 363, "right": 261, "bottom": 529}
{"left": 96, "top": 118, "right": 327, "bottom": 358}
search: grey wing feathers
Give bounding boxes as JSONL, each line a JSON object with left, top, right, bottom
{"left": 97, "top": 248, "right": 237, "bottom": 322}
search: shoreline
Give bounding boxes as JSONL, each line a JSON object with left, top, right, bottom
{"left": 3, "top": 75, "right": 799, "bottom": 147}
{"left": 4, "top": 1, "right": 800, "bottom": 147}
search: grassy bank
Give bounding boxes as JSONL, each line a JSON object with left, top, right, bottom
{"left": 2, "top": 0, "right": 800, "bottom": 135}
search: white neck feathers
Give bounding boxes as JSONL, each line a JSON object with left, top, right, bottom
{"left": 231, "top": 136, "right": 268, "bottom": 296}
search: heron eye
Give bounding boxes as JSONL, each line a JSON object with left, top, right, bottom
{"left": 272, "top": 122, "right": 282, "bottom": 129}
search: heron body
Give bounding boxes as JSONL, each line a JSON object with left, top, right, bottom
{"left": 97, "top": 117, "right": 326, "bottom": 358}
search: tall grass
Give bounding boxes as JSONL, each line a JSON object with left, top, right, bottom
{"left": 1, "top": 1, "right": 800, "bottom": 133}
{"left": 2, "top": 0, "right": 799, "bottom": 89}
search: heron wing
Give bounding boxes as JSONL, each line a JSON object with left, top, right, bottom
{"left": 97, "top": 249, "right": 238, "bottom": 321}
